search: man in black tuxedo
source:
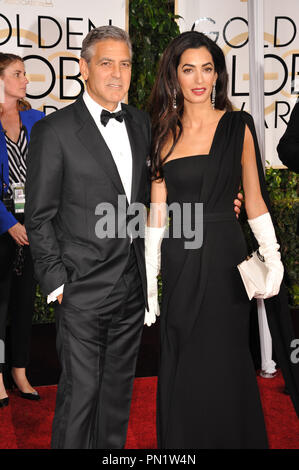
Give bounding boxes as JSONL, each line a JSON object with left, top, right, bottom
{"left": 25, "top": 26, "right": 151, "bottom": 449}
{"left": 277, "top": 100, "right": 299, "bottom": 173}
{"left": 277, "top": 100, "right": 299, "bottom": 235}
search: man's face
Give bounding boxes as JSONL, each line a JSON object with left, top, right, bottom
{"left": 80, "top": 39, "right": 132, "bottom": 111}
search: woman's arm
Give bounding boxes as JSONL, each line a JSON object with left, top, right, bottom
{"left": 241, "top": 124, "right": 268, "bottom": 218}
{"left": 147, "top": 178, "right": 168, "bottom": 228}
{"left": 241, "top": 124, "right": 283, "bottom": 298}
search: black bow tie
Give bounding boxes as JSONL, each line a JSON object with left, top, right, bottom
{"left": 100, "top": 109, "right": 125, "bottom": 127}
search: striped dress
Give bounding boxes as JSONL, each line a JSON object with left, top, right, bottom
{"left": 5, "top": 126, "right": 27, "bottom": 198}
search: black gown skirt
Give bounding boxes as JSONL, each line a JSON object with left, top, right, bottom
{"left": 157, "top": 111, "right": 269, "bottom": 449}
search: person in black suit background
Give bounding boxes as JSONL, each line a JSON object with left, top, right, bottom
{"left": 25, "top": 26, "right": 151, "bottom": 449}
{"left": 277, "top": 99, "right": 299, "bottom": 227}
{"left": 277, "top": 101, "right": 299, "bottom": 236}
{"left": 277, "top": 101, "right": 299, "bottom": 174}
{"left": 277, "top": 100, "right": 299, "bottom": 396}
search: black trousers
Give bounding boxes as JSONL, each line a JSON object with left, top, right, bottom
{"left": 51, "top": 246, "right": 145, "bottom": 449}
{"left": 0, "top": 228, "right": 36, "bottom": 375}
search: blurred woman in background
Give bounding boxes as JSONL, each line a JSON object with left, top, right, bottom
{"left": 0, "top": 53, "right": 44, "bottom": 408}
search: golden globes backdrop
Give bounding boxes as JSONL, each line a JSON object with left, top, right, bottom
{"left": 176, "top": 0, "right": 299, "bottom": 167}
{"left": 0, "top": 0, "right": 128, "bottom": 114}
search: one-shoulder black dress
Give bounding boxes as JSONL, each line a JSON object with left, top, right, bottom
{"left": 157, "top": 111, "right": 269, "bottom": 449}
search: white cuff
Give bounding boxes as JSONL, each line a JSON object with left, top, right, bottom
{"left": 47, "top": 284, "right": 64, "bottom": 304}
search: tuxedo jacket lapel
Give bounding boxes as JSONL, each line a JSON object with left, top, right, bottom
{"left": 74, "top": 97, "right": 126, "bottom": 197}
{"left": 123, "top": 104, "right": 144, "bottom": 204}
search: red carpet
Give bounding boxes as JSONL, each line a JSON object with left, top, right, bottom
{"left": 0, "top": 372, "right": 298, "bottom": 449}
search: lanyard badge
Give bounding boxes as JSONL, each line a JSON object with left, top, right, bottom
{"left": 11, "top": 182, "right": 25, "bottom": 213}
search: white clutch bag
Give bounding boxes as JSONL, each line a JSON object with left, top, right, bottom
{"left": 237, "top": 250, "right": 268, "bottom": 300}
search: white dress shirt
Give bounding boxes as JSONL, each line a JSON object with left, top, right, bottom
{"left": 83, "top": 91, "right": 133, "bottom": 203}
{"left": 47, "top": 91, "right": 133, "bottom": 304}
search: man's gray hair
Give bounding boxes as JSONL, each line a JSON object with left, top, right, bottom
{"left": 81, "top": 25, "right": 132, "bottom": 63}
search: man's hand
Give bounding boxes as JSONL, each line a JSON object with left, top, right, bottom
{"left": 8, "top": 222, "right": 29, "bottom": 246}
{"left": 234, "top": 192, "right": 244, "bottom": 218}
{"left": 57, "top": 294, "right": 63, "bottom": 304}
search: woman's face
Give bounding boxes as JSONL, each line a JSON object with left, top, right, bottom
{"left": 177, "top": 46, "right": 217, "bottom": 108}
{"left": 0, "top": 60, "right": 28, "bottom": 102}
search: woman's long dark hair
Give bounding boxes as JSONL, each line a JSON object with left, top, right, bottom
{"left": 149, "top": 31, "right": 233, "bottom": 179}
{"left": 0, "top": 52, "right": 31, "bottom": 112}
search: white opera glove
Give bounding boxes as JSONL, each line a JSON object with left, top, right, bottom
{"left": 248, "top": 212, "right": 284, "bottom": 299}
{"left": 144, "top": 225, "right": 166, "bottom": 326}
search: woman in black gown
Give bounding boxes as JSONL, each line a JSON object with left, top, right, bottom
{"left": 144, "top": 32, "right": 284, "bottom": 449}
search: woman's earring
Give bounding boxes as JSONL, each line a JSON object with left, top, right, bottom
{"left": 173, "top": 91, "right": 177, "bottom": 110}
{"left": 211, "top": 83, "right": 216, "bottom": 109}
